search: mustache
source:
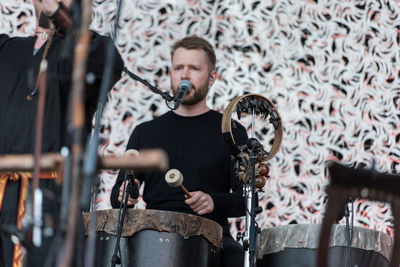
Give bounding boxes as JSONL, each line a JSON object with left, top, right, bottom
{"left": 173, "top": 85, "right": 196, "bottom": 93}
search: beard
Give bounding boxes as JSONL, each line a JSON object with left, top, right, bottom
{"left": 182, "top": 87, "right": 207, "bottom": 105}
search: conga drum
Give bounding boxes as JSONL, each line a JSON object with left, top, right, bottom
{"left": 83, "top": 209, "right": 222, "bottom": 267}
{"left": 256, "top": 224, "right": 393, "bottom": 267}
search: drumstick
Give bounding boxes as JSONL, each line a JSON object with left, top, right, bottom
{"left": 165, "top": 169, "right": 192, "bottom": 198}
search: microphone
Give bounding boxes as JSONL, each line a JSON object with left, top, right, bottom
{"left": 124, "top": 149, "right": 140, "bottom": 199}
{"left": 174, "top": 80, "right": 193, "bottom": 109}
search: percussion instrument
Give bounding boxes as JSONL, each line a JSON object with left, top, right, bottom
{"left": 319, "top": 161, "right": 400, "bottom": 267}
{"left": 222, "top": 93, "right": 283, "bottom": 267}
{"left": 221, "top": 93, "right": 283, "bottom": 163}
{"left": 83, "top": 209, "right": 222, "bottom": 267}
{"left": 257, "top": 224, "right": 393, "bottom": 267}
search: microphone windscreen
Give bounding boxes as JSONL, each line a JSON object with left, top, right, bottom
{"left": 178, "top": 80, "right": 192, "bottom": 91}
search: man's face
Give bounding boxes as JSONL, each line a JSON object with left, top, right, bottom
{"left": 170, "top": 48, "right": 216, "bottom": 106}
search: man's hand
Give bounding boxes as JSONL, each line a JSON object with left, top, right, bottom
{"left": 185, "top": 191, "right": 214, "bottom": 215}
{"left": 117, "top": 179, "right": 140, "bottom": 206}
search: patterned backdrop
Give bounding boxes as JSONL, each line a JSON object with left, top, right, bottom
{"left": 1, "top": 0, "right": 399, "bottom": 238}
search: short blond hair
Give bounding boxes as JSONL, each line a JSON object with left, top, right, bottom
{"left": 171, "top": 36, "right": 216, "bottom": 70}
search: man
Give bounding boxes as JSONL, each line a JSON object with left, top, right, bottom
{"left": 111, "top": 36, "right": 247, "bottom": 267}
{"left": 0, "top": 0, "right": 123, "bottom": 266}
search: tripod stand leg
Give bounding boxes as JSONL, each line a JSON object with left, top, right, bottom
{"left": 318, "top": 186, "right": 348, "bottom": 267}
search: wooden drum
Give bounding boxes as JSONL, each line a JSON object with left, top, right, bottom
{"left": 256, "top": 224, "right": 393, "bottom": 267}
{"left": 83, "top": 209, "right": 222, "bottom": 267}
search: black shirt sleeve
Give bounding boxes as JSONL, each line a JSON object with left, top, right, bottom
{"left": 209, "top": 122, "right": 248, "bottom": 219}
{"left": 0, "top": 34, "right": 9, "bottom": 48}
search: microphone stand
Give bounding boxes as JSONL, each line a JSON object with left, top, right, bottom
{"left": 44, "top": 147, "right": 71, "bottom": 267}
{"left": 344, "top": 201, "right": 354, "bottom": 267}
{"left": 242, "top": 142, "right": 264, "bottom": 267}
{"left": 241, "top": 150, "right": 258, "bottom": 267}
{"left": 80, "top": 0, "right": 179, "bottom": 264}
{"left": 80, "top": 0, "right": 125, "bottom": 265}
{"left": 122, "top": 67, "right": 177, "bottom": 109}
{"left": 237, "top": 109, "right": 263, "bottom": 267}
{"left": 111, "top": 172, "right": 134, "bottom": 267}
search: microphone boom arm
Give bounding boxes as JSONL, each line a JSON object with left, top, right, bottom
{"left": 123, "top": 67, "right": 176, "bottom": 105}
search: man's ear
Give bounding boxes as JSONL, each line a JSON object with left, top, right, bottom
{"left": 208, "top": 69, "right": 217, "bottom": 87}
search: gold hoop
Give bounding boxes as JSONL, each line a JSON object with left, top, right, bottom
{"left": 221, "top": 93, "right": 283, "bottom": 162}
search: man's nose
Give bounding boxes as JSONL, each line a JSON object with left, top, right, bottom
{"left": 181, "top": 67, "right": 190, "bottom": 80}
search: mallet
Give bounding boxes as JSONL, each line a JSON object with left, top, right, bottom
{"left": 165, "top": 169, "right": 192, "bottom": 198}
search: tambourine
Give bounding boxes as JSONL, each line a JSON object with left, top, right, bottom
{"left": 221, "top": 94, "right": 283, "bottom": 188}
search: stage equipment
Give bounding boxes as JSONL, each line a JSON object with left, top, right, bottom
{"left": 56, "top": 0, "right": 94, "bottom": 265}
{"left": 0, "top": 148, "right": 168, "bottom": 266}
{"left": 318, "top": 161, "right": 400, "bottom": 267}
{"left": 165, "top": 169, "right": 192, "bottom": 198}
{"left": 29, "top": 28, "right": 55, "bottom": 251}
{"left": 83, "top": 209, "right": 222, "bottom": 267}
{"left": 123, "top": 149, "right": 141, "bottom": 199}
{"left": 0, "top": 150, "right": 168, "bottom": 174}
{"left": 80, "top": 0, "right": 126, "bottom": 263}
{"left": 221, "top": 93, "right": 283, "bottom": 267}
{"left": 123, "top": 67, "right": 188, "bottom": 110}
{"left": 257, "top": 224, "right": 392, "bottom": 267}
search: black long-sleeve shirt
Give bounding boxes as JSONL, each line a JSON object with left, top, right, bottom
{"left": 111, "top": 110, "right": 248, "bottom": 233}
{"left": 0, "top": 32, "right": 123, "bottom": 154}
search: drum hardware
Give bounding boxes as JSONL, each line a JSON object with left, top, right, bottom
{"left": 318, "top": 161, "right": 400, "bottom": 267}
{"left": 222, "top": 94, "right": 283, "bottom": 267}
{"left": 165, "top": 168, "right": 192, "bottom": 198}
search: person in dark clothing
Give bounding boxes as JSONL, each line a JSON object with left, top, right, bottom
{"left": 111, "top": 36, "right": 247, "bottom": 267}
{"left": 0, "top": 0, "right": 123, "bottom": 266}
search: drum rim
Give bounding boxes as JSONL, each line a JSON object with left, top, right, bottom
{"left": 83, "top": 209, "right": 223, "bottom": 248}
{"left": 256, "top": 223, "right": 393, "bottom": 261}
